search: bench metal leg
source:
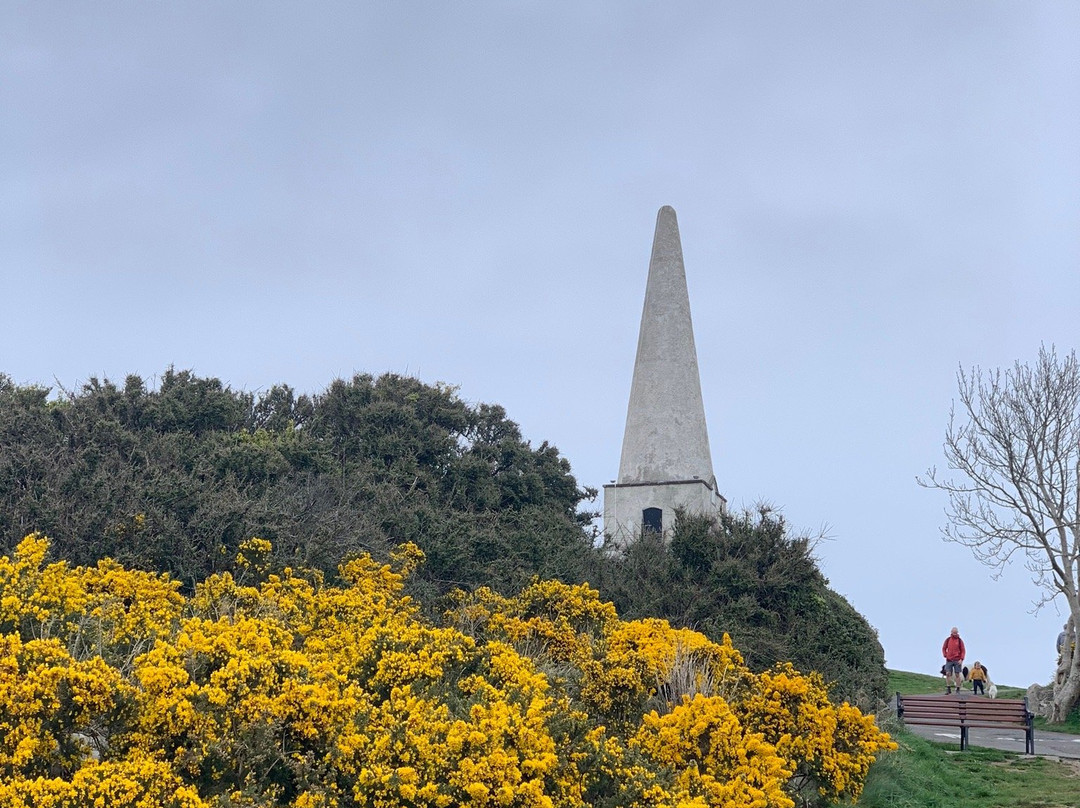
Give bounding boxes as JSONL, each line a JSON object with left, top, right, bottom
{"left": 960, "top": 726, "right": 968, "bottom": 751}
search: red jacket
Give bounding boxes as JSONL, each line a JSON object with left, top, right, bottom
{"left": 942, "top": 634, "right": 965, "bottom": 662}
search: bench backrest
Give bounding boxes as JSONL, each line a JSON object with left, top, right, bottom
{"left": 898, "top": 695, "right": 1031, "bottom": 725}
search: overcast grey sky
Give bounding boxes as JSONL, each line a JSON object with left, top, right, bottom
{"left": 3, "top": 2, "right": 1079, "bottom": 688}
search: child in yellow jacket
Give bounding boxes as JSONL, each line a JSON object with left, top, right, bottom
{"left": 969, "top": 661, "right": 989, "bottom": 695}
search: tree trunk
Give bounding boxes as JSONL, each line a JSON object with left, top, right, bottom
{"left": 1052, "top": 670, "right": 1080, "bottom": 722}
{"left": 1052, "top": 617, "right": 1079, "bottom": 723}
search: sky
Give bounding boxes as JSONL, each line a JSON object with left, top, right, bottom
{"left": 3, "top": 2, "right": 1079, "bottom": 689}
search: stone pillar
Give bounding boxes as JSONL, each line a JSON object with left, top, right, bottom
{"left": 604, "top": 206, "right": 724, "bottom": 546}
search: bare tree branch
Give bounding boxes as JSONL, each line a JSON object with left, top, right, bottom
{"left": 918, "top": 345, "right": 1080, "bottom": 721}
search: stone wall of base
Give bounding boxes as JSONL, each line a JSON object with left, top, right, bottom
{"left": 602, "top": 479, "right": 724, "bottom": 549}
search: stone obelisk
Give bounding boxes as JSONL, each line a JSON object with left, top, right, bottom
{"left": 603, "top": 206, "right": 724, "bottom": 545}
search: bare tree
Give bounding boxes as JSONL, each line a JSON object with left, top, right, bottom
{"left": 920, "top": 345, "right": 1080, "bottom": 722}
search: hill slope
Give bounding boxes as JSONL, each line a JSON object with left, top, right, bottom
{"left": 0, "top": 368, "right": 888, "bottom": 704}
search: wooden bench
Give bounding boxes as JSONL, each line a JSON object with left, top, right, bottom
{"left": 896, "top": 692, "right": 1035, "bottom": 754}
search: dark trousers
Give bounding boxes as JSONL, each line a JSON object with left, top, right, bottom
{"left": 972, "top": 679, "right": 985, "bottom": 695}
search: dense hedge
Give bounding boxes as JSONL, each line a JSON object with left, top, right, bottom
{"left": 591, "top": 509, "right": 890, "bottom": 707}
{"left": 0, "top": 369, "right": 889, "bottom": 708}
{"left": 0, "top": 370, "right": 595, "bottom": 595}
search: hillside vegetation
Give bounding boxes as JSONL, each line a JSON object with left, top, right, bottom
{"left": 0, "top": 534, "right": 895, "bottom": 808}
{"left": 859, "top": 727, "right": 1080, "bottom": 808}
{"left": 0, "top": 369, "right": 887, "bottom": 706}
{"left": 0, "top": 369, "right": 594, "bottom": 597}
{"left": 592, "top": 510, "right": 889, "bottom": 708}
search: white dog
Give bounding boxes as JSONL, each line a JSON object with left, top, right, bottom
{"left": 987, "top": 682, "right": 998, "bottom": 699}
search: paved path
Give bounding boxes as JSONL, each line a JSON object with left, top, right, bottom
{"left": 902, "top": 720, "right": 1080, "bottom": 759}
{"left": 889, "top": 695, "right": 1080, "bottom": 759}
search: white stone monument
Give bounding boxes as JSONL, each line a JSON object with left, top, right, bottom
{"left": 603, "top": 206, "right": 725, "bottom": 545}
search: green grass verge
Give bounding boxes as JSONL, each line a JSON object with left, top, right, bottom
{"left": 887, "top": 668, "right": 1026, "bottom": 699}
{"left": 1034, "top": 711, "right": 1080, "bottom": 735}
{"left": 868, "top": 671, "right": 1080, "bottom": 808}
{"left": 860, "top": 726, "right": 1080, "bottom": 808}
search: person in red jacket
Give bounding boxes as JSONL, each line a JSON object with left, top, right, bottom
{"left": 942, "top": 626, "right": 966, "bottom": 694}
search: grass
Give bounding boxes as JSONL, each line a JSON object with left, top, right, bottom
{"left": 857, "top": 670, "right": 1080, "bottom": 807}
{"left": 887, "top": 668, "right": 1026, "bottom": 699}
{"left": 1036, "top": 712, "right": 1080, "bottom": 734}
{"left": 859, "top": 726, "right": 1080, "bottom": 808}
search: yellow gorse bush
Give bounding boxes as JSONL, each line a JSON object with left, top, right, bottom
{"left": 0, "top": 535, "right": 894, "bottom": 807}
{"left": 634, "top": 693, "right": 794, "bottom": 808}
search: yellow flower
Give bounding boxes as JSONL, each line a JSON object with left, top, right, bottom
{"left": 0, "top": 537, "right": 893, "bottom": 808}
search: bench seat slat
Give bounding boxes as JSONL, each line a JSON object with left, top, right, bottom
{"left": 902, "top": 717, "right": 1030, "bottom": 729}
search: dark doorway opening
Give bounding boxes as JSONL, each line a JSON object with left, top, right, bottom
{"left": 642, "top": 507, "right": 663, "bottom": 534}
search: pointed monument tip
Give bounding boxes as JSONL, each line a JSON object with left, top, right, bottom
{"left": 653, "top": 206, "right": 680, "bottom": 242}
